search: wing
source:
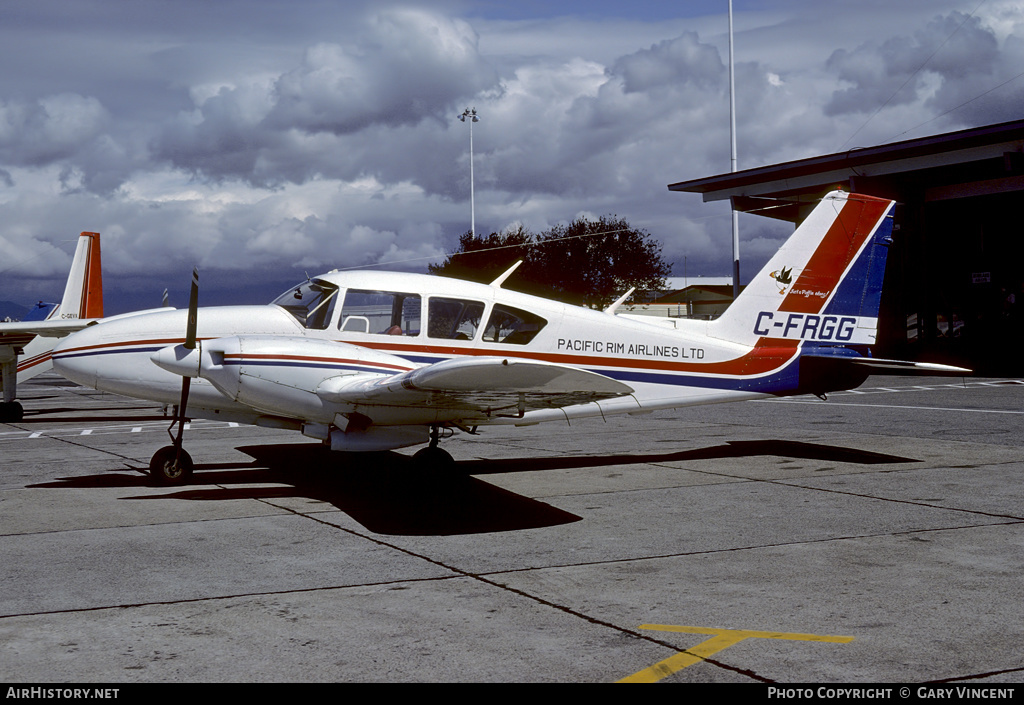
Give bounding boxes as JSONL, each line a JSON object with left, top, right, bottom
{"left": 0, "top": 319, "right": 99, "bottom": 346}
{"left": 317, "top": 356, "right": 634, "bottom": 420}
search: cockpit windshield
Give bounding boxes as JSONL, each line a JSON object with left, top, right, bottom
{"left": 272, "top": 279, "right": 339, "bottom": 330}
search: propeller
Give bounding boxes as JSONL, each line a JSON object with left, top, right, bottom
{"left": 150, "top": 267, "right": 199, "bottom": 484}
{"left": 173, "top": 266, "right": 200, "bottom": 444}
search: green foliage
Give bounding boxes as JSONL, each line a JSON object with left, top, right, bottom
{"left": 426, "top": 225, "right": 533, "bottom": 285}
{"left": 428, "top": 216, "right": 671, "bottom": 308}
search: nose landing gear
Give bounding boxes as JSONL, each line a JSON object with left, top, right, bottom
{"left": 149, "top": 444, "right": 194, "bottom": 485}
{"left": 149, "top": 267, "right": 199, "bottom": 486}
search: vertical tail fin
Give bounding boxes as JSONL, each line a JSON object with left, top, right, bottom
{"left": 710, "top": 191, "right": 895, "bottom": 348}
{"left": 52, "top": 232, "right": 104, "bottom": 320}
{"left": 13, "top": 232, "right": 104, "bottom": 388}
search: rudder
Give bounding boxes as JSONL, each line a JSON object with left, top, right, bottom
{"left": 710, "top": 191, "right": 895, "bottom": 349}
{"left": 54, "top": 232, "right": 104, "bottom": 320}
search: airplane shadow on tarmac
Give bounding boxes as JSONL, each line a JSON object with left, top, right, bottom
{"left": 458, "top": 439, "right": 917, "bottom": 475}
{"left": 27, "top": 439, "right": 917, "bottom": 537}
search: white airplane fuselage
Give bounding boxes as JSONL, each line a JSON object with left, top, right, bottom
{"left": 52, "top": 271, "right": 777, "bottom": 431}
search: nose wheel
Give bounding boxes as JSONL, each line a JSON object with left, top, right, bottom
{"left": 149, "top": 445, "right": 194, "bottom": 485}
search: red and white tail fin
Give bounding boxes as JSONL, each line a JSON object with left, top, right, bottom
{"left": 709, "top": 191, "right": 895, "bottom": 349}
{"left": 51, "top": 232, "right": 104, "bottom": 321}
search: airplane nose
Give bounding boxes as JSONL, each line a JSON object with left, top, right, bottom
{"left": 52, "top": 324, "right": 102, "bottom": 388}
{"left": 52, "top": 309, "right": 196, "bottom": 404}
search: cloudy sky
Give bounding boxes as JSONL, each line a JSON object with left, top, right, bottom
{"left": 2, "top": 0, "right": 1022, "bottom": 313}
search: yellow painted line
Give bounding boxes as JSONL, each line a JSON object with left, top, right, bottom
{"left": 619, "top": 624, "right": 854, "bottom": 683}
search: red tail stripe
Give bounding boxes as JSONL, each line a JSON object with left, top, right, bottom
{"left": 780, "top": 197, "right": 889, "bottom": 314}
{"left": 77, "top": 232, "right": 104, "bottom": 319}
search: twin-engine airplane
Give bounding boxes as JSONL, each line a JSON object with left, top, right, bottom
{"left": 0, "top": 232, "right": 104, "bottom": 421}
{"left": 51, "top": 191, "right": 967, "bottom": 484}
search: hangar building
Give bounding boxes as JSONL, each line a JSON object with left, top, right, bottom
{"left": 669, "top": 119, "right": 1024, "bottom": 374}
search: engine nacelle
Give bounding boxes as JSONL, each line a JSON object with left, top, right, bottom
{"left": 188, "top": 335, "right": 415, "bottom": 423}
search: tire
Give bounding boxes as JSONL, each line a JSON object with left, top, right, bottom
{"left": 412, "top": 446, "right": 455, "bottom": 473}
{"left": 149, "top": 446, "right": 194, "bottom": 485}
{"left": 0, "top": 402, "right": 24, "bottom": 423}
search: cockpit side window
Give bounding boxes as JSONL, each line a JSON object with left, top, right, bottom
{"left": 339, "top": 289, "right": 421, "bottom": 335}
{"left": 271, "top": 280, "right": 339, "bottom": 330}
{"left": 427, "top": 297, "right": 485, "bottom": 340}
{"left": 483, "top": 304, "right": 547, "bottom": 345}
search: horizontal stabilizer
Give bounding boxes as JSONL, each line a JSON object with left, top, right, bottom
{"left": 0, "top": 318, "right": 99, "bottom": 340}
{"left": 803, "top": 354, "right": 970, "bottom": 375}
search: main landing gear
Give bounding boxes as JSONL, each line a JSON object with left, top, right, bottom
{"left": 2, "top": 356, "right": 25, "bottom": 421}
{"left": 0, "top": 401, "right": 24, "bottom": 423}
{"left": 412, "top": 425, "right": 455, "bottom": 471}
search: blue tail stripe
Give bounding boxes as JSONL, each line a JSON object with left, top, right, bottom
{"left": 823, "top": 205, "right": 894, "bottom": 319}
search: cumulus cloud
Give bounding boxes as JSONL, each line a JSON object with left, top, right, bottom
{"left": 0, "top": 94, "right": 108, "bottom": 167}
{"left": 153, "top": 8, "right": 497, "bottom": 188}
{"left": 825, "top": 11, "right": 1001, "bottom": 117}
{"left": 614, "top": 32, "right": 724, "bottom": 93}
{"left": 269, "top": 10, "right": 493, "bottom": 133}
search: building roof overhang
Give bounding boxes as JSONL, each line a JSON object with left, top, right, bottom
{"left": 668, "top": 119, "right": 1024, "bottom": 222}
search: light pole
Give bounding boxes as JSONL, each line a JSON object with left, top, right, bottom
{"left": 458, "top": 107, "right": 479, "bottom": 238}
{"left": 728, "top": 0, "right": 740, "bottom": 301}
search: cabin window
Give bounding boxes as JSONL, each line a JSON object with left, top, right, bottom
{"left": 427, "top": 297, "right": 485, "bottom": 340}
{"left": 272, "top": 280, "right": 339, "bottom": 330}
{"left": 483, "top": 304, "right": 547, "bottom": 345}
{"left": 338, "top": 289, "right": 421, "bottom": 335}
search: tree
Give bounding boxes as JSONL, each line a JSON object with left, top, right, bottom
{"left": 427, "top": 225, "right": 533, "bottom": 285}
{"left": 429, "top": 216, "right": 671, "bottom": 309}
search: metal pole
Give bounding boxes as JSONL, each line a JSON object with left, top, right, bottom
{"left": 729, "top": 0, "right": 740, "bottom": 301}
{"left": 459, "top": 108, "right": 479, "bottom": 238}
{"left": 470, "top": 114, "right": 475, "bottom": 238}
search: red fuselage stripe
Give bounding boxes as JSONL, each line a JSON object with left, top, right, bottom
{"left": 57, "top": 335, "right": 800, "bottom": 379}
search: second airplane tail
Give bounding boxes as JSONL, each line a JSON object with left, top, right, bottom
{"left": 15, "top": 232, "right": 104, "bottom": 384}
{"left": 54, "top": 231, "right": 104, "bottom": 321}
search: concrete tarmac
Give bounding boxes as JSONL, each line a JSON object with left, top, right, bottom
{"left": 1, "top": 373, "right": 1022, "bottom": 683}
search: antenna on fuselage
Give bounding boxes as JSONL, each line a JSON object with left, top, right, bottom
{"left": 604, "top": 287, "right": 636, "bottom": 315}
{"left": 489, "top": 260, "right": 523, "bottom": 288}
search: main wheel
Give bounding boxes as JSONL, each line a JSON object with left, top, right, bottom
{"left": 412, "top": 446, "right": 455, "bottom": 473}
{"left": 149, "top": 446, "right": 194, "bottom": 485}
{"left": 0, "top": 401, "right": 24, "bottom": 423}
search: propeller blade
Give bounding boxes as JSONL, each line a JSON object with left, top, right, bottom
{"left": 171, "top": 267, "right": 198, "bottom": 464}
{"left": 184, "top": 267, "right": 199, "bottom": 350}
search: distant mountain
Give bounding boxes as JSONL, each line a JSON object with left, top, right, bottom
{"left": 0, "top": 301, "right": 30, "bottom": 322}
